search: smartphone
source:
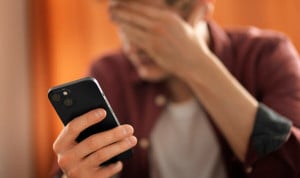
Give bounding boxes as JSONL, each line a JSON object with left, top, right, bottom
{"left": 48, "top": 77, "right": 132, "bottom": 165}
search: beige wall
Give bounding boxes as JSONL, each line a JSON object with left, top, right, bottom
{"left": 0, "top": 0, "right": 33, "bottom": 177}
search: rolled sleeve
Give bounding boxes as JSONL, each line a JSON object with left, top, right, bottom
{"left": 251, "top": 103, "right": 292, "bottom": 156}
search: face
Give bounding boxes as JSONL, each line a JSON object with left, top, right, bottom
{"left": 114, "top": 0, "right": 199, "bottom": 82}
{"left": 120, "top": 40, "right": 171, "bottom": 81}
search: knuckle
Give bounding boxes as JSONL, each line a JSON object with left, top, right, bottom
{"left": 86, "top": 136, "right": 99, "bottom": 150}
{"left": 95, "top": 150, "right": 108, "bottom": 164}
{"left": 67, "top": 166, "right": 80, "bottom": 178}
{"left": 52, "top": 131, "right": 66, "bottom": 153}
{"left": 57, "top": 155, "right": 69, "bottom": 169}
{"left": 57, "top": 150, "right": 78, "bottom": 170}
{"left": 65, "top": 122, "right": 80, "bottom": 135}
{"left": 52, "top": 140, "right": 60, "bottom": 153}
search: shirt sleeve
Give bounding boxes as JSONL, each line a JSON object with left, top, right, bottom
{"left": 243, "top": 34, "right": 300, "bottom": 176}
{"left": 251, "top": 103, "right": 292, "bottom": 156}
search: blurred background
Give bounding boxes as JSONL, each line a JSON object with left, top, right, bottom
{"left": 0, "top": 0, "right": 299, "bottom": 177}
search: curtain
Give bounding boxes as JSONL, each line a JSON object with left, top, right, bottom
{"left": 30, "top": 0, "right": 300, "bottom": 177}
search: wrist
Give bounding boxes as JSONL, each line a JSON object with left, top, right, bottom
{"left": 178, "top": 51, "right": 217, "bottom": 87}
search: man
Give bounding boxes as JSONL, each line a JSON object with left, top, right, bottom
{"left": 52, "top": 0, "right": 300, "bottom": 177}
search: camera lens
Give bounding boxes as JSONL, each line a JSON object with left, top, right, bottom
{"left": 64, "top": 98, "right": 73, "bottom": 107}
{"left": 51, "top": 93, "right": 61, "bottom": 102}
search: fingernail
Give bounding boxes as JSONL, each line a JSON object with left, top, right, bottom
{"left": 127, "top": 136, "right": 137, "bottom": 145}
{"left": 123, "top": 126, "right": 132, "bottom": 135}
{"left": 95, "top": 109, "right": 105, "bottom": 118}
{"left": 113, "top": 161, "right": 123, "bottom": 170}
{"left": 123, "top": 128, "right": 128, "bottom": 136}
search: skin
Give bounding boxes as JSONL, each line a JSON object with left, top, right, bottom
{"left": 53, "top": 0, "right": 259, "bottom": 177}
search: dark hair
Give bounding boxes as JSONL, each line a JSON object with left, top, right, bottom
{"left": 165, "top": 0, "right": 195, "bottom": 19}
{"left": 165, "top": 0, "right": 179, "bottom": 6}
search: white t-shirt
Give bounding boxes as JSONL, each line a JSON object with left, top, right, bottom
{"left": 150, "top": 99, "right": 227, "bottom": 178}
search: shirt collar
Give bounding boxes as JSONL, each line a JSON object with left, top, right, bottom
{"left": 207, "top": 21, "right": 234, "bottom": 72}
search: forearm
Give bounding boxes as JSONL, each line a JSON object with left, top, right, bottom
{"left": 182, "top": 52, "right": 258, "bottom": 161}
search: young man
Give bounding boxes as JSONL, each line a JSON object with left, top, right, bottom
{"left": 52, "top": 0, "right": 300, "bottom": 177}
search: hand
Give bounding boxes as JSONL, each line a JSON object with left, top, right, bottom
{"left": 110, "top": 2, "right": 212, "bottom": 79}
{"left": 53, "top": 109, "right": 137, "bottom": 178}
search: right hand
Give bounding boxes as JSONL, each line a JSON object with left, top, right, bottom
{"left": 53, "top": 108, "right": 137, "bottom": 178}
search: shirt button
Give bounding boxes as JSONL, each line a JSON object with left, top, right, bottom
{"left": 245, "top": 166, "right": 253, "bottom": 174}
{"left": 139, "top": 138, "right": 150, "bottom": 150}
{"left": 155, "top": 95, "right": 167, "bottom": 107}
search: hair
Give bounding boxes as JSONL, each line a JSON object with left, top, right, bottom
{"left": 165, "top": 0, "right": 196, "bottom": 19}
{"left": 165, "top": 0, "right": 180, "bottom": 6}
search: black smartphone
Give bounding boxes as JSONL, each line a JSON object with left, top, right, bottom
{"left": 48, "top": 77, "right": 132, "bottom": 165}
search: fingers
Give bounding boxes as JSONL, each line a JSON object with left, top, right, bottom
{"left": 84, "top": 135, "right": 137, "bottom": 167}
{"left": 52, "top": 108, "right": 138, "bottom": 178}
{"left": 111, "top": 2, "right": 181, "bottom": 38}
{"left": 118, "top": 22, "right": 152, "bottom": 50}
{"left": 110, "top": 1, "right": 163, "bottom": 21}
{"left": 111, "top": 7, "right": 154, "bottom": 30}
{"left": 124, "top": 2, "right": 164, "bottom": 20}
{"left": 53, "top": 109, "right": 106, "bottom": 154}
{"left": 55, "top": 124, "right": 135, "bottom": 172}
{"left": 56, "top": 127, "right": 136, "bottom": 177}
{"left": 75, "top": 124, "right": 135, "bottom": 159}
{"left": 96, "top": 161, "right": 123, "bottom": 177}
{"left": 64, "top": 161, "right": 123, "bottom": 178}
{"left": 110, "top": 1, "right": 174, "bottom": 32}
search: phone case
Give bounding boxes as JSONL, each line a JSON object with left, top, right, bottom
{"left": 48, "top": 77, "right": 132, "bottom": 165}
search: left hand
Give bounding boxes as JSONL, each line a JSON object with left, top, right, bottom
{"left": 110, "top": 2, "right": 211, "bottom": 79}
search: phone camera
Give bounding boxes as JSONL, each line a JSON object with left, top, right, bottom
{"left": 63, "top": 90, "right": 69, "bottom": 96}
{"left": 51, "top": 93, "right": 61, "bottom": 102}
{"left": 64, "top": 98, "right": 73, "bottom": 107}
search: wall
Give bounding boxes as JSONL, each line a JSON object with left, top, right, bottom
{"left": 213, "top": 0, "right": 300, "bottom": 50}
{"left": 0, "top": 0, "right": 33, "bottom": 177}
{"left": 31, "top": 0, "right": 300, "bottom": 177}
